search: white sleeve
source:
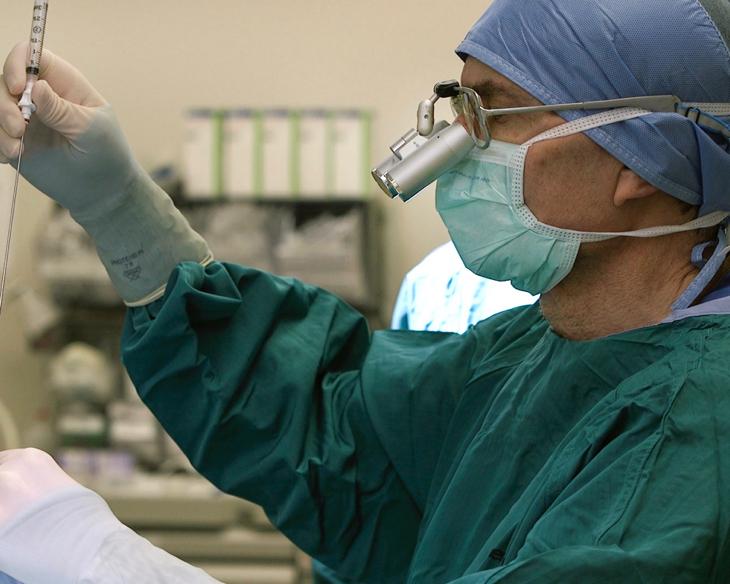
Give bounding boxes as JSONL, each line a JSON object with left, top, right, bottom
{"left": 81, "top": 529, "right": 222, "bottom": 584}
{"left": 0, "top": 486, "right": 221, "bottom": 584}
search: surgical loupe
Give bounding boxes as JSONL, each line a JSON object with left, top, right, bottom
{"left": 372, "top": 80, "right": 489, "bottom": 202}
{"left": 371, "top": 78, "right": 730, "bottom": 203}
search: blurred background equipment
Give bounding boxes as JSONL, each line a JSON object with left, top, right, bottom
{"left": 50, "top": 342, "right": 114, "bottom": 449}
{"left": 37, "top": 197, "right": 381, "bottom": 318}
{"left": 275, "top": 210, "right": 369, "bottom": 305}
{"left": 184, "top": 108, "right": 371, "bottom": 201}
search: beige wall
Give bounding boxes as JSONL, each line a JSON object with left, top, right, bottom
{"left": 0, "top": 0, "right": 492, "bottom": 429}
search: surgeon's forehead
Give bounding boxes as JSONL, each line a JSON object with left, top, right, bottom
{"left": 460, "top": 57, "right": 541, "bottom": 107}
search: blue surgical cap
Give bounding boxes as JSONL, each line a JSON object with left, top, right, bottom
{"left": 457, "top": 0, "right": 730, "bottom": 215}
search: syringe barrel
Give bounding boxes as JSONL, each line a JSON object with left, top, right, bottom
{"left": 27, "top": 0, "right": 49, "bottom": 76}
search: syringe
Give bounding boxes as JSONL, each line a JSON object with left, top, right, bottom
{"left": 0, "top": 0, "right": 49, "bottom": 316}
{"left": 18, "top": 0, "right": 49, "bottom": 121}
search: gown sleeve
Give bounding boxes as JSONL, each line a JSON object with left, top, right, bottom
{"left": 121, "top": 261, "right": 484, "bottom": 583}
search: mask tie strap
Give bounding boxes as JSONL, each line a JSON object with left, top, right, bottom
{"left": 672, "top": 223, "right": 730, "bottom": 311}
{"left": 523, "top": 108, "right": 652, "bottom": 147}
{"left": 509, "top": 107, "right": 653, "bottom": 207}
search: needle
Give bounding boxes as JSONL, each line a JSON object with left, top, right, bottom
{"left": 0, "top": 134, "right": 24, "bottom": 315}
{"left": 0, "top": 1, "right": 49, "bottom": 316}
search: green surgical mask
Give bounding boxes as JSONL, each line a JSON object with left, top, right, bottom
{"left": 436, "top": 109, "right": 729, "bottom": 295}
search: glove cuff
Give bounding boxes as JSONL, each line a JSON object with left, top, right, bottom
{"left": 71, "top": 170, "right": 213, "bottom": 306}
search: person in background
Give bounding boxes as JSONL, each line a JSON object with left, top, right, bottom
{"left": 0, "top": 0, "right": 729, "bottom": 582}
{"left": 391, "top": 241, "right": 537, "bottom": 332}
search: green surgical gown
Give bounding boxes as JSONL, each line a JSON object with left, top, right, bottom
{"left": 122, "top": 261, "right": 730, "bottom": 583}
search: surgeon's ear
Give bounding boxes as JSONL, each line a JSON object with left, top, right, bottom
{"left": 614, "top": 167, "right": 660, "bottom": 207}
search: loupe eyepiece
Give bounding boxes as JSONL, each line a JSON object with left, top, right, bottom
{"left": 372, "top": 122, "right": 475, "bottom": 202}
{"left": 372, "top": 80, "right": 485, "bottom": 202}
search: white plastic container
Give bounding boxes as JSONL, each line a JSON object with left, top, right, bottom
{"left": 183, "top": 109, "right": 225, "bottom": 200}
{"left": 261, "top": 110, "right": 295, "bottom": 199}
{"left": 223, "top": 110, "right": 261, "bottom": 200}
{"left": 297, "top": 110, "right": 328, "bottom": 198}
{"left": 330, "top": 111, "right": 372, "bottom": 199}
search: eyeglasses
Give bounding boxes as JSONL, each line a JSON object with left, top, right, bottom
{"left": 440, "top": 80, "right": 730, "bottom": 147}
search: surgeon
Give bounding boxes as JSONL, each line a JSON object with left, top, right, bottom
{"left": 1, "top": 0, "right": 730, "bottom": 582}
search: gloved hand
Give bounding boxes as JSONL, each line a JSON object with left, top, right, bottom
{"left": 0, "top": 448, "right": 128, "bottom": 583}
{"left": 0, "top": 449, "right": 222, "bottom": 584}
{"left": 0, "top": 43, "right": 134, "bottom": 212}
{"left": 0, "top": 43, "right": 212, "bottom": 306}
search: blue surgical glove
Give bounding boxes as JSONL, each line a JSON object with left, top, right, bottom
{"left": 0, "top": 43, "right": 211, "bottom": 306}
